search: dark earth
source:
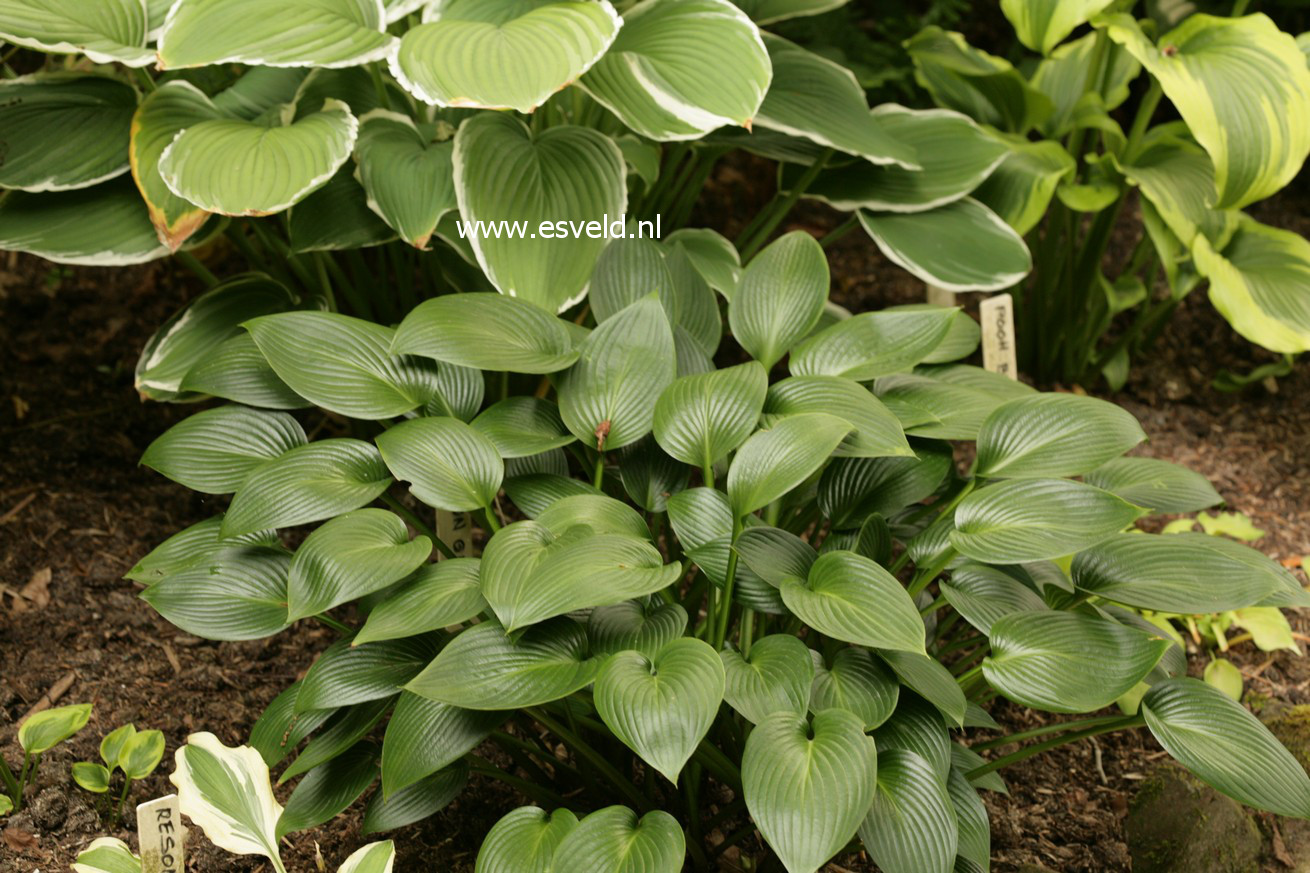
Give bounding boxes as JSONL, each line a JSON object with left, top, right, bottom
{"left": 3, "top": 174, "right": 1310, "bottom": 872}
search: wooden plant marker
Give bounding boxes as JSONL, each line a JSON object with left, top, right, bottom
{"left": 436, "top": 510, "right": 479, "bottom": 559}
{"left": 136, "top": 794, "right": 185, "bottom": 873}
{"left": 980, "top": 293, "right": 1018, "bottom": 379}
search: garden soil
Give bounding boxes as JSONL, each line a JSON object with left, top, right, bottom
{"left": 2, "top": 180, "right": 1309, "bottom": 872}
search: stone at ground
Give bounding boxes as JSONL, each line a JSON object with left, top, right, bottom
{"left": 1125, "top": 764, "right": 1260, "bottom": 873}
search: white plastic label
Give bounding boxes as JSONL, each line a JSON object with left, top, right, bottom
{"left": 136, "top": 794, "right": 185, "bottom": 873}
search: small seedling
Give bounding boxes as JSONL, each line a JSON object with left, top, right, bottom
{"left": 1, "top": 703, "right": 91, "bottom": 814}
{"left": 73, "top": 723, "right": 166, "bottom": 822}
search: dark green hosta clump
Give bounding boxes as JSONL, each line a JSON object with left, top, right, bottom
{"left": 131, "top": 230, "right": 1310, "bottom": 872}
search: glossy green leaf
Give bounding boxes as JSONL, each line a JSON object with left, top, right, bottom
{"left": 296, "top": 636, "right": 435, "bottom": 713}
{"left": 0, "top": 0, "right": 153, "bottom": 66}
{"left": 119, "top": 729, "right": 165, "bottom": 780}
{"left": 476, "top": 806, "right": 580, "bottom": 873}
{"left": 781, "top": 551, "right": 925, "bottom": 653}
{"left": 664, "top": 227, "right": 741, "bottom": 298}
{"left": 590, "top": 236, "right": 679, "bottom": 324}
{"left": 221, "top": 438, "right": 392, "bottom": 537}
{"left": 534, "top": 493, "right": 651, "bottom": 539}
{"left": 282, "top": 699, "right": 391, "bottom": 781}
{"left": 743, "top": 709, "right": 878, "bottom": 873}
{"left": 381, "top": 692, "right": 501, "bottom": 796}
{"left": 589, "top": 601, "right": 689, "bottom": 659}
{"left": 734, "top": 525, "right": 817, "bottom": 587}
{"left": 551, "top": 806, "right": 685, "bottom": 873}
{"left": 729, "top": 231, "right": 829, "bottom": 370}
{"left": 249, "top": 681, "right": 334, "bottom": 768}
{"left": 141, "top": 546, "right": 291, "bottom": 641}
{"left": 939, "top": 562, "right": 1047, "bottom": 635}
{"left": 728, "top": 413, "right": 850, "bottom": 517}
{"left": 142, "top": 405, "right": 305, "bottom": 494}
{"left": 181, "top": 333, "right": 309, "bottom": 410}
{"left": 18, "top": 703, "right": 91, "bottom": 755}
{"left": 765, "top": 376, "right": 913, "bottom": 459}
{"left": 407, "top": 618, "right": 599, "bottom": 710}
{"left": 72, "top": 762, "right": 111, "bottom": 794}
{"left": 352, "top": 109, "right": 457, "bottom": 249}
{"left": 874, "top": 695, "right": 951, "bottom": 783}
{"left": 859, "top": 750, "right": 957, "bottom": 873}
{"left": 971, "top": 139, "right": 1074, "bottom": 236}
{"left": 904, "top": 27, "right": 1052, "bottom": 133}
{"left": 733, "top": 0, "right": 848, "bottom": 24}
{"left": 874, "top": 374, "right": 1004, "bottom": 441}
{"left": 356, "top": 560, "right": 487, "bottom": 646}
{"left": 817, "top": 443, "right": 952, "bottom": 529}
{"left": 580, "top": 0, "right": 769, "bottom": 141}
{"left": 288, "top": 167, "right": 396, "bottom": 253}
{"left": 876, "top": 649, "right": 966, "bottom": 727}
{"left": 362, "top": 762, "right": 466, "bottom": 833}
{"left": 974, "top": 394, "right": 1145, "bottom": 479}
{"left": 720, "top": 634, "right": 814, "bottom": 724}
{"left": 375, "top": 417, "right": 504, "bottom": 513}
{"left": 170, "top": 732, "right": 282, "bottom": 865}
{"left": 0, "top": 177, "right": 167, "bottom": 266}
{"left": 471, "top": 398, "right": 575, "bottom": 459}
{"left": 1001, "top": 0, "right": 1113, "bottom": 54}
{"left": 1083, "top": 457, "right": 1222, "bottom": 514}
{"left": 276, "top": 743, "right": 377, "bottom": 839}
{"left": 653, "top": 362, "right": 767, "bottom": 469}
{"left": 951, "top": 478, "right": 1145, "bottom": 562}
{"left": 983, "top": 611, "right": 1169, "bottom": 713}
{"left": 791, "top": 309, "right": 956, "bottom": 381}
{"left": 810, "top": 647, "right": 900, "bottom": 730}
{"left": 394, "top": 292, "right": 579, "bottom": 374}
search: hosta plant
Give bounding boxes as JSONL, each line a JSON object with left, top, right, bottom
{"left": 2, "top": 703, "right": 93, "bottom": 815}
{"left": 130, "top": 230, "right": 1310, "bottom": 871}
{"left": 72, "top": 723, "right": 167, "bottom": 820}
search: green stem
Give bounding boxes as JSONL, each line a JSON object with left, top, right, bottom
{"left": 132, "top": 67, "right": 157, "bottom": 92}
{"left": 382, "top": 494, "right": 457, "bottom": 559}
{"left": 468, "top": 757, "right": 571, "bottom": 808}
{"left": 173, "top": 251, "right": 219, "bottom": 287}
{"left": 593, "top": 452, "right": 606, "bottom": 490}
{"left": 819, "top": 214, "right": 859, "bottom": 248}
{"left": 700, "top": 458, "right": 715, "bottom": 489}
{"left": 369, "top": 62, "right": 394, "bottom": 111}
{"left": 483, "top": 504, "right": 502, "bottom": 534}
{"left": 322, "top": 253, "right": 371, "bottom": 317}
{"left": 919, "top": 594, "right": 948, "bottom": 616}
{"left": 526, "top": 708, "right": 649, "bottom": 810}
{"left": 713, "top": 518, "right": 744, "bottom": 648}
{"left": 0, "top": 756, "right": 18, "bottom": 804}
{"left": 968, "top": 716, "right": 1145, "bottom": 778}
{"left": 313, "top": 613, "right": 353, "bottom": 634}
{"left": 116, "top": 776, "right": 132, "bottom": 822}
{"left": 972, "top": 714, "right": 1131, "bottom": 751}
{"left": 739, "top": 149, "right": 834, "bottom": 262}
{"left": 739, "top": 608, "right": 756, "bottom": 658}
{"left": 1123, "top": 81, "right": 1163, "bottom": 160}
{"left": 692, "top": 739, "right": 742, "bottom": 791}
{"left": 955, "top": 664, "right": 983, "bottom": 688}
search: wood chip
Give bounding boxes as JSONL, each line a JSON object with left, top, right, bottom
{"left": 2, "top": 825, "right": 37, "bottom": 851}
{"left": 0, "top": 491, "right": 36, "bottom": 524}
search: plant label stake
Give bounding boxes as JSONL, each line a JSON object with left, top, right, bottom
{"left": 981, "top": 293, "right": 1017, "bottom": 379}
{"left": 437, "top": 510, "right": 478, "bottom": 558}
{"left": 136, "top": 794, "right": 185, "bottom": 873}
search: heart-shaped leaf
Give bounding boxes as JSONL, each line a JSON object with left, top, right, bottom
{"left": 589, "top": 601, "right": 689, "bottom": 659}
{"left": 595, "top": 638, "right": 724, "bottom": 784}
{"left": 810, "top": 646, "right": 900, "bottom": 731}
{"left": 0, "top": 177, "right": 167, "bottom": 266}
{"left": 729, "top": 231, "right": 829, "bottom": 370}
{"left": 393, "top": 292, "right": 579, "bottom": 374}
{"left": 393, "top": 0, "right": 619, "bottom": 113}
{"left": 142, "top": 405, "right": 306, "bottom": 494}
{"left": 287, "top": 509, "right": 431, "bottom": 622}
{"left": 381, "top": 692, "right": 502, "bottom": 796}
{"left": 764, "top": 376, "right": 913, "bottom": 459}
{"left": 407, "top": 618, "right": 599, "bottom": 710}
{"left": 71, "top": 763, "right": 111, "bottom": 794}
{"left": 158, "top": 0, "right": 394, "bottom": 69}
{"left": 744, "top": 709, "right": 878, "bottom": 873}
{"left": 974, "top": 394, "right": 1145, "bottom": 479}
{"left": 983, "top": 611, "right": 1169, "bottom": 713}
{"left": 653, "top": 362, "right": 767, "bottom": 470}
{"left": 552, "top": 806, "right": 686, "bottom": 873}
{"left": 1083, "top": 457, "right": 1221, "bottom": 514}
{"left": 580, "top": 0, "right": 770, "bottom": 141}
{"left": 453, "top": 113, "right": 625, "bottom": 312}
{"left": 0, "top": 0, "right": 154, "bottom": 66}
{"left": 356, "top": 559, "right": 488, "bottom": 646}
{"left": 781, "top": 551, "right": 925, "bottom": 654}
{"left": 790, "top": 309, "right": 956, "bottom": 381}
{"left": 720, "top": 634, "right": 814, "bottom": 724}
{"left": 170, "top": 732, "right": 282, "bottom": 865}
{"left": 354, "top": 110, "right": 457, "bottom": 249}
{"left": 376, "top": 417, "right": 504, "bottom": 512}
{"left": 858, "top": 749, "right": 957, "bottom": 873}
{"left": 141, "top": 546, "right": 292, "bottom": 641}
{"left": 727, "top": 413, "right": 851, "bottom": 517}
{"left": 476, "top": 806, "right": 581, "bottom": 873}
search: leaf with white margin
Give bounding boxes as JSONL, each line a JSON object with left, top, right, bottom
{"left": 354, "top": 110, "right": 456, "bottom": 249}
{"left": 733, "top": 0, "right": 849, "bottom": 25}
{"left": 476, "top": 806, "right": 580, "bottom": 873}
{"left": 1194, "top": 214, "right": 1310, "bottom": 354}
{"left": 781, "top": 550, "right": 926, "bottom": 654}
{"left": 71, "top": 837, "right": 141, "bottom": 873}
{"left": 1103, "top": 12, "right": 1310, "bottom": 209}
{"left": 858, "top": 749, "right": 957, "bottom": 873}
{"left": 755, "top": 34, "right": 916, "bottom": 168}
{"left": 744, "top": 709, "right": 878, "bottom": 873}
{"left": 790, "top": 105, "right": 1007, "bottom": 213}
{"left": 453, "top": 113, "right": 626, "bottom": 312}
{"left": 0, "top": 0, "right": 153, "bottom": 66}
{"left": 392, "top": 0, "right": 619, "bottom": 114}
{"left": 579, "top": 0, "right": 770, "bottom": 142}
{"left": 393, "top": 292, "right": 579, "bottom": 373}
{"left": 729, "top": 230, "right": 829, "bottom": 370}
{"left": 0, "top": 74, "right": 136, "bottom": 193}
{"left": 159, "top": 100, "right": 358, "bottom": 217}
{"left": 552, "top": 806, "right": 685, "bottom": 873}
{"left": 170, "top": 732, "right": 283, "bottom": 868}
{"left": 158, "top": 0, "right": 394, "bottom": 69}
{"left": 971, "top": 139, "right": 1074, "bottom": 235}
{"left": 129, "top": 81, "right": 220, "bottom": 251}
{"left": 338, "top": 841, "right": 396, "bottom": 873}
{"left": 376, "top": 416, "right": 504, "bottom": 512}
{"left": 720, "top": 634, "right": 814, "bottom": 725}
{"left": 595, "top": 637, "right": 725, "bottom": 784}
{"left": 0, "top": 177, "right": 167, "bottom": 266}
{"left": 1000, "top": 0, "right": 1114, "bottom": 55}
{"left": 858, "top": 199, "right": 1031, "bottom": 292}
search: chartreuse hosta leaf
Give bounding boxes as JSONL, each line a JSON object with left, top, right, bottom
{"left": 0, "top": 177, "right": 167, "bottom": 266}
{"left": 18, "top": 703, "right": 91, "bottom": 754}
{"left": 337, "top": 841, "right": 397, "bottom": 873}
{"left": 286, "top": 509, "right": 431, "bottom": 621}
{"left": 120, "top": 729, "right": 166, "bottom": 780}
{"left": 0, "top": 0, "right": 153, "bottom": 66}
{"left": 791, "top": 308, "right": 956, "bottom": 380}
{"left": 170, "top": 732, "right": 283, "bottom": 869}
{"left": 729, "top": 231, "right": 829, "bottom": 369}
{"left": 859, "top": 749, "right": 957, "bottom": 873}
{"left": 983, "top": 611, "right": 1169, "bottom": 713}
{"left": 129, "top": 81, "right": 220, "bottom": 251}
{"left": 558, "top": 295, "right": 676, "bottom": 452}
{"left": 376, "top": 417, "right": 504, "bottom": 512}
{"left": 547, "top": 806, "right": 684, "bottom": 873}
{"left": 764, "top": 376, "right": 913, "bottom": 459}
{"left": 580, "top": 0, "right": 769, "bottom": 141}
{"left": 246, "top": 312, "right": 436, "bottom": 419}
{"left": 72, "top": 837, "right": 139, "bottom": 873}
{"left": 356, "top": 559, "right": 487, "bottom": 646}
{"left": 1105, "top": 12, "right": 1310, "bottom": 209}
{"left": 951, "top": 478, "right": 1145, "bottom": 563}
{"left": 794, "top": 105, "right": 1006, "bottom": 212}
{"left": 744, "top": 709, "right": 877, "bottom": 873}
{"left": 1000, "top": 0, "right": 1114, "bottom": 55}
{"left": 477, "top": 806, "right": 580, "bottom": 873}
{"left": 453, "top": 113, "right": 625, "bottom": 312}
{"left": 858, "top": 199, "right": 1031, "bottom": 292}
{"left": 1072, "top": 532, "right": 1299, "bottom": 613}
{"left": 392, "top": 0, "right": 619, "bottom": 113}
{"left": 721, "top": 634, "right": 814, "bottom": 725}
{"left": 393, "top": 293, "right": 579, "bottom": 374}
{"left": 755, "top": 35, "right": 915, "bottom": 168}
{"left": 1142, "top": 678, "right": 1310, "bottom": 817}
{"left": 142, "top": 405, "right": 306, "bottom": 494}
{"left": 382, "top": 693, "right": 502, "bottom": 796}
{"left": 973, "top": 394, "right": 1145, "bottom": 479}
{"left": 0, "top": 75, "right": 135, "bottom": 193}
{"left": 101, "top": 724, "right": 136, "bottom": 771}
{"left": 589, "top": 601, "right": 689, "bottom": 659}
{"left": 158, "top": 100, "right": 358, "bottom": 217}
{"left": 1115, "top": 134, "right": 1238, "bottom": 251}
{"left": 810, "top": 647, "right": 900, "bottom": 731}
{"left": 135, "top": 274, "right": 297, "bottom": 401}
{"left": 407, "top": 618, "right": 599, "bottom": 710}
{"left": 1084, "top": 456, "right": 1221, "bottom": 514}
{"left": 142, "top": 546, "right": 292, "bottom": 641}
{"left": 221, "top": 439, "right": 392, "bottom": 537}
{"left": 653, "top": 362, "right": 767, "bottom": 470}
{"left": 354, "top": 110, "right": 456, "bottom": 249}
{"left": 158, "top": 0, "right": 393, "bottom": 69}
{"left": 782, "top": 551, "right": 925, "bottom": 654}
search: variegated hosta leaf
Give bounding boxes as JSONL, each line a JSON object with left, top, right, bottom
{"left": 159, "top": 100, "right": 358, "bottom": 217}
{"left": 756, "top": 35, "right": 916, "bottom": 167}
{"left": 1194, "top": 214, "right": 1310, "bottom": 354}
{"left": 0, "top": 0, "right": 154, "bottom": 66}
{"left": 453, "top": 113, "right": 626, "bottom": 312}
{"left": 354, "top": 110, "right": 456, "bottom": 249}
{"left": 1103, "top": 12, "right": 1310, "bottom": 209}
{"left": 792, "top": 105, "right": 1007, "bottom": 213}
{"left": 338, "top": 841, "right": 396, "bottom": 873}
{"left": 18, "top": 703, "right": 92, "bottom": 755}
{"left": 129, "top": 81, "right": 220, "bottom": 251}
{"left": 857, "top": 198, "right": 1031, "bottom": 292}
{"left": 0, "top": 177, "right": 168, "bottom": 266}
{"left": 170, "top": 732, "right": 283, "bottom": 866}
{"left": 1031, "top": 30, "right": 1140, "bottom": 137}
{"left": 732, "top": 0, "right": 849, "bottom": 25}
{"left": 743, "top": 709, "right": 877, "bottom": 873}
{"left": 158, "top": 0, "right": 394, "bottom": 69}
{"left": 1000, "top": 0, "right": 1114, "bottom": 55}
{"left": 392, "top": 0, "right": 620, "bottom": 113}
{"left": 552, "top": 806, "right": 686, "bottom": 873}
{"left": 0, "top": 74, "right": 136, "bottom": 193}
{"left": 594, "top": 637, "right": 724, "bottom": 784}
{"left": 580, "top": 0, "right": 770, "bottom": 141}
{"left": 971, "top": 139, "right": 1074, "bottom": 236}
{"left": 476, "top": 806, "right": 580, "bottom": 873}
{"left": 72, "top": 837, "right": 141, "bottom": 873}
{"left": 1115, "top": 133, "right": 1238, "bottom": 250}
